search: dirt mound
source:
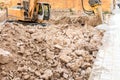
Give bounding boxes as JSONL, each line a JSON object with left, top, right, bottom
{"left": 0, "top": 22, "right": 104, "bottom": 80}
{"left": 50, "top": 15, "right": 102, "bottom": 27}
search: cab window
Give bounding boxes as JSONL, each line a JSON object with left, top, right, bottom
{"left": 38, "top": 4, "right": 43, "bottom": 15}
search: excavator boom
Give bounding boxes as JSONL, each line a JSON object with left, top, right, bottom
{"left": 81, "top": 0, "right": 117, "bottom": 24}
{"left": 28, "top": 0, "right": 38, "bottom": 19}
{"left": 81, "top": 0, "right": 103, "bottom": 23}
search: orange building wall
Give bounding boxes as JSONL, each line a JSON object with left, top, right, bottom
{"left": 40, "top": 0, "right": 112, "bottom": 11}
{"left": 0, "top": 0, "right": 112, "bottom": 12}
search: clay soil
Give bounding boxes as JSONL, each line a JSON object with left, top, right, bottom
{"left": 0, "top": 11, "right": 104, "bottom": 80}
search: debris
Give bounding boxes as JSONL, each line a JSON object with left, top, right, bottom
{"left": 67, "top": 58, "right": 83, "bottom": 71}
{"left": 0, "top": 11, "right": 103, "bottom": 80}
{"left": 23, "top": 74, "right": 30, "bottom": 80}
{"left": 63, "top": 73, "right": 69, "bottom": 79}
{"left": 59, "top": 54, "right": 72, "bottom": 63}
{"left": 0, "top": 49, "right": 12, "bottom": 64}
{"left": 0, "top": 48, "right": 11, "bottom": 56}
{"left": 41, "top": 69, "right": 53, "bottom": 79}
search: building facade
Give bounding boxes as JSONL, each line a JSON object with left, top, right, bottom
{"left": 0, "top": 0, "right": 113, "bottom": 12}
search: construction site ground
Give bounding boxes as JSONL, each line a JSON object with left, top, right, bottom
{"left": 0, "top": 10, "right": 104, "bottom": 80}
{"left": 89, "top": 6, "right": 120, "bottom": 80}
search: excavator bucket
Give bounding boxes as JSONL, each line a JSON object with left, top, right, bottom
{"left": 0, "top": 10, "right": 7, "bottom": 25}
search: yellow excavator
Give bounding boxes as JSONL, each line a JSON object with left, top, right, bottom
{"left": 81, "top": 0, "right": 103, "bottom": 23}
{"left": 7, "top": 0, "right": 51, "bottom": 23}
{"left": 81, "top": 0, "right": 116, "bottom": 23}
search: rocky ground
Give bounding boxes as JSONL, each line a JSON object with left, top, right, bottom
{"left": 0, "top": 11, "right": 104, "bottom": 80}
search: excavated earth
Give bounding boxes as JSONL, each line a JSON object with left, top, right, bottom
{"left": 0, "top": 12, "right": 104, "bottom": 80}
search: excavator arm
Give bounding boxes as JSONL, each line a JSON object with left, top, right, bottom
{"left": 28, "top": 0, "right": 38, "bottom": 19}
{"left": 81, "top": 0, "right": 94, "bottom": 15}
{"left": 113, "top": 0, "right": 116, "bottom": 9}
{"left": 81, "top": 0, "right": 103, "bottom": 23}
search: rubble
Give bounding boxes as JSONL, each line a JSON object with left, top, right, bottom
{"left": 41, "top": 69, "right": 53, "bottom": 79}
{"left": 63, "top": 73, "right": 69, "bottom": 79}
{"left": 67, "top": 58, "right": 83, "bottom": 71}
{"left": 59, "top": 54, "right": 72, "bottom": 63}
{"left": 50, "top": 15, "right": 102, "bottom": 27}
{"left": 0, "top": 13, "right": 104, "bottom": 80}
{"left": 0, "top": 49, "right": 12, "bottom": 64}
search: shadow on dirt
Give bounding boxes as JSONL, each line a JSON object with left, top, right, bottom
{"left": 6, "top": 20, "right": 48, "bottom": 27}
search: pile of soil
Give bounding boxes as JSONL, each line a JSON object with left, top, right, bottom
{"left": 50, "top": 15, "right": 102, "bottom": 27}
{"left": 0, "top": 21, "right": 104, "bottom": 80}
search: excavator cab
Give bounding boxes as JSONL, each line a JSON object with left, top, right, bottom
{"left": 23, "top": 1, "right": 50, "bottom": 22}
{"left": 37, "top": 3, "right": 50, "bottom": 21}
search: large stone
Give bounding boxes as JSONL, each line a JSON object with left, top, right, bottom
{"left": 67, "top": 58, "right": 83, "bottom": 71}
{"left": 59, "top": 55, "right": 72, "bottom": 63}
{"left": 0, "top": 49, "right": 12, "bottom": 64}
{"left": 41, "top": 69, "right": 53, "bottom": 79}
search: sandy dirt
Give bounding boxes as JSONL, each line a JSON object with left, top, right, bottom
{"left": 0, "top": 11, "right": 104, "bottom": 80}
